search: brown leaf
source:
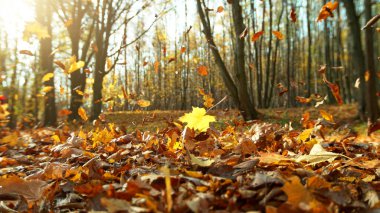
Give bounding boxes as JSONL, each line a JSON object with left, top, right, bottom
{"left": 54, "top": 60, "right": 66, "bottom": 70}
{"left": 362, "top": 14, "right": 380, "bottom": 30}
{"left": 290, "top": 8, "right": 297, "bottom": 22}
{"left": 19, "top": 50, "right": 34, "bottom": 56}
{"left": 0, "top": 176, "right": 47, "bottom": 201}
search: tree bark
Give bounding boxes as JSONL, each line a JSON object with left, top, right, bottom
{"left": 38, "top": 0, "right": 57, "bottom": 126}
{"left": 364, "top": 0, "right": 379, "bottom": 122}
{"left": 342, "top": 0, "right": 366, "bottom": 120}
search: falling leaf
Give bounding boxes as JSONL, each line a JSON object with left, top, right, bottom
{"left": 251, "top": 31, "right": 264, "bottom": 42}
{"left": 362, "top": 14, "right": 380, "bottom": 30}
{"left": 168, "top": 57, "right": 176, "bottom": 63}
{"left": 354, "top": 78, "right": 360, "bottom": 88}
{"left": 136, "top": 99, "right": 151, "bottom": 108}
{"left": 78, "top": 107, "right": 88, "bottom": 121}
{"left": 365, "top": 71, "right": 370, "bottom": 82}
{"left": 19, "top": 50, "right": 34, "bottom": 56}
{"left": 290, "top": 8, "right": 297, "bottom": 22}
{"left": 41, "top": 86, "right": 54, "bottom": 93}
{"left": 298, "top": 128, "right": 313, "bottom": 143}
{"left": 197, "top": 65, "right": 208, "bottom": 76}
{"left": 316, "top": 1, "right": 339, "bottom": 22}
{"left": 42, "top": 73, "right": 54, "bottom": 82}
{"left": 320, "top": 110, "right": 334, "bottom": 122}
{"left": 67, "top": 57, "right": 85, "bottom": 74}
{"left": 216, "top": 6, "right": 224, "bottom": 13}
{"left": 143, "top": 61, "right": 148, "bottom": 67}
{"left": 295, "top": 96, "right": 312, "bottom": 104}
{"left": 272, "top": 31, "right": 284, "bottom": 40}
{"left": 179, "top": 107, "right": 216, "bottom": 132}
{"left": 180, "top": 47, "right": 186, "bottom": 54}
{"left": 23, "top": 21, "right": 50, "bottom": 41}
{"left": 239, "top": 27, "right": 248, "bottom": 39}
{"left": 58, "top": 109, "right": 72, "bottom": 117}
{"left": 190, "top": 153, "right": 215, "bottom": 167}
{"left": 154, "top": 61, "right": 160, "bottom": 73}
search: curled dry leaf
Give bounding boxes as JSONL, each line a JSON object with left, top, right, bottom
{"left": 239, "top": 27, "right": 248, "bottom": 39}
{"left": 362, "top": 14, "right": 380, "bottom": 30}
{"left": 19, "top": 50, "right": 33, "bottom": 56}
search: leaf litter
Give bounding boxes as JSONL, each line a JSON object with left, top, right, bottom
{"left": 0, "top": 107, "right": 379, "bottom": 212}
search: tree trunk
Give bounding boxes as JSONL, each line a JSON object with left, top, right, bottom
{"left": 364, "top": 0, "right": 379, "bottom": 122}
{"left": 342, "top": 0, "right": 366, "bottom": 120}
{"left": 38, "top": 0, "right": 57, "bottom": 126}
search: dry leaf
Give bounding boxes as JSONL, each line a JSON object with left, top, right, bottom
{"left": 272, "top": 31, "right": 284, "bottom": 40}
{"left": 252, "top": 31, "right": 264, "bottom": 42}
{"left": 78, "top": 107, "right": 88, "bottom": 121}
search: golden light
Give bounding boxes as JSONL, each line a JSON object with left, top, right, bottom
{"left": 0, "top": 0, "right": 34, "bottom": 40}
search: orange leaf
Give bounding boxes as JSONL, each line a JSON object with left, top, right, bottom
{"left": 198, "top": 65, "right": 208, "bottom": 76}
{"left": 316, "top": 1, "right": 339, "bottom": 22}
{"left": 58, "top": 109, "right": 72, "bottom": 117}
{"left": 216, "top": 6, "right": 224, "bottom": 13}
{"left": 78, "top": 107, "right": 88, "bottom": 121}
{"left": 295, "top": 96, "right": 311, "bottom": 104}
{"left": 251, "top": 31, "right": 264, "bottom": 42}
{"left": 154, "top": 61, "right": 160, "bottom": 74}
{"left": 272, "top": 31, "right": 284, "bottom": 40}
{"left": 180, "top": 47, "right": 186, "bottom": 54}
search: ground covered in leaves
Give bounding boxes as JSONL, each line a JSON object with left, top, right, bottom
{"left": 0, "top": 106, "right": 379, "bottom": 212}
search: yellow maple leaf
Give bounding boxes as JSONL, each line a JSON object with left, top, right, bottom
{"left": 179, "top": 107, "right": 216, "bottom": 132}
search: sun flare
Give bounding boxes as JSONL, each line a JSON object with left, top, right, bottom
{"left": 0, "top": 0, "right": 35, "bottom": 39}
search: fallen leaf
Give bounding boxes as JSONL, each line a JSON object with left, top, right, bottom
{"left": 190, "top": 154, "right": 215, "bottom": 167}
{"left": 296, "top": 144, "right": 347, "bottom": 165}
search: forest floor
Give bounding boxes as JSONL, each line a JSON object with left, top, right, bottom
{"left": 0, "top": 104, "right": 379, "bottom": 212}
